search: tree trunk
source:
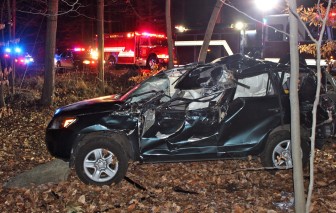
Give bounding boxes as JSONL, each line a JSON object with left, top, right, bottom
{"left": 40, "top": 0, "right": 58, "bottom": 106}
{"left": 306, "top": 1, "right": 332, "bottom": 211}
{"left": 0, "top": 2, "right": 5, "bottom": 107}
{"left": 288, "top": 0, "right": 305, "bottom": 211}
{"left": 198, "top": 0, "right": 224, "bottom": 63}
{"left": 97, "top": 0, "right": 104, "bottom": 94}
{"left": 0, "top": 65, "right": 5, "bottom": 107}
{"left": 6, "top": 0, "right": 14, "bottom": 94}
{"left": 12, "top": 0, "right": 16, "bottom": 88}
{"left": 165, "top": 0, "right": 174, "bottom": 69}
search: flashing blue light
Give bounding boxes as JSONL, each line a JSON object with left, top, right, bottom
{"left": 14, "top": 47, "right": 22, "bottom": 53}
{"left": 5, "top": 48, "right": 11, "bottom": 53}
{"left": 24, "top": 57, "right": 34, "bottom": 64}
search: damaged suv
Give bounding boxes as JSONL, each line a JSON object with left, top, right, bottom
{"left": 45, "top": 54, "right": 334, "bottom": 185}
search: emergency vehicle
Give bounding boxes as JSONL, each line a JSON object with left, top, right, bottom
{"left": 54, "top": 47, "right": 96, "bottom": 71}
{"left": 92, "top": 31, "right": 171, "bottom": 69}
{"left": 1, "top": 45, "right": 34, "bottom": 70}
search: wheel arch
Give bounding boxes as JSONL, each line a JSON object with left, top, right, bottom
{"left": 269, "top": 124, "right": 291, "bottom": 136}
{"left": 268, "top": 124, "right": 310, "bottom": 141}
{"left": 265, "top": 124, "right": 310, "bottom": 149}
{"left": 69, "top": 130, "right": 136, "bottom": 167}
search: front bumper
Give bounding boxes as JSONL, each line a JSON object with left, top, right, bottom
{"left": 45, "top": 128, "right": 77, "bottom": 160}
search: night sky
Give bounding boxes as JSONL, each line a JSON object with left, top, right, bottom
{"left": 9, "top": 0, "right": 321, "bottom": 62}
{"left": 172, "top": 0, "right": 317, "bottom": 27}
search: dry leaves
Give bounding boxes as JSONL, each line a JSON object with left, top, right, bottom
{"left": 0, "top": 73, "right": 335, "bottom": 212}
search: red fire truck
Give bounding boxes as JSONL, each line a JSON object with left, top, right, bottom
{"left": 92, "top": 31, "right": 171, "bottom": 69}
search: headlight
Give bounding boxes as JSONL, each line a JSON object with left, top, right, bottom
{"left": 49, "top": 117, "right": 77, "bottom": 129}
{"left": 83, "top": 60, "right": 90, "bottom": 65}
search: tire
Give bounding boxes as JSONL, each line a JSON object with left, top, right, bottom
{"left": 74, "top": 137, "right": 129, "bottom": 185}
{"left": 261, "top": 131, "right": 310, "bottom": 169}
{"left": 146, "top": 55, "right": 159, "bottom": 70}
{"left": 105, "top": 55, "right": 116, "bottom": 71}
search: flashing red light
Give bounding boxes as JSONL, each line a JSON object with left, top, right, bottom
{"left": 127, "top": 33, "right": 134, "bottom": 38}
{"left": 142, "top": 32, "right": 150, "bottom": 36}
{"left": 74, "top": 47, "right": 85, "bottom": 52}
{"left": 331, "top": 12, "right": 336, "bottom": 17}
{"left": 4, "top": 54, "right": 10, "bottom": 58}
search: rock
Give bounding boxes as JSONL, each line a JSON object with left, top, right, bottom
{"left": 3, "top": 159, "right": 70, "bottom": 188}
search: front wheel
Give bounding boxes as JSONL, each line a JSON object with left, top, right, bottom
{"left": 261, "top": 131, "right": 310, "bottom": 169}
{"left": 74, "top": 137, "right": 129, "bottom": 185}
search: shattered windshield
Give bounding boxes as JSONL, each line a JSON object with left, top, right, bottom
{"left": 120, "top": 72, "right": 170, "bottom": 103}
{"left": 174, "top": 64, "right": 236, "bottom": 91}
{"left": 120, "top": 64, "right": 237, "bottom": 106}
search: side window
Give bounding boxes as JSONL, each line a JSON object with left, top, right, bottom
{"left": 234, "top": 73, "right": 275, "bottom": 99}
{"left": 150, "top": 38, "right": 168, "bottom": 46}
{"left": 140, "top": 37, "right": 149, "bottom": 46}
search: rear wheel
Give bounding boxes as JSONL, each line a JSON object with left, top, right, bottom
{"left": 146, "top": 55, "right": 159, "bottom": 70}
{"left": 74, "top": 137, "right": 129, "bottom": 185}
{"left": 105, "top": 55, "right": 116, "bottom": 71}
{"left": 261, "top": 131, "right": 310, "bottom": 169}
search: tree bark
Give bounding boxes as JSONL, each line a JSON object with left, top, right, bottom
{"left": 40, "top": 0, "right": 58, "bottom": 106}
{"left": 97, "top": 0, "right": 105, "bottom": 93}
{"left": 288, "top": 0, "right": 305, "bottom": 212}
{"left": 0, "top": 2, "right": 5, "bottom": 107}
{"left": 198, "top": 0, "right": 224, "bottom": 63}
{"left": 306, "top": 1, "right": 331, "bottom": 211}
{"left": 0, "top": 65, "right": 5, "bottom": 107}
{"left": 6, "top": 0, "right": 14, "bottom": 94}
{"left": 165, "top": 0, "right": 174, "bottom": 69}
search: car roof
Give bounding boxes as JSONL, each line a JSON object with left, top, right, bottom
{"left": 212, "top": 54, "right": 312, "bottom": 79}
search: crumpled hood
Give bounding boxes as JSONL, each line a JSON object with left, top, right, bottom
{"left": 55, "top": 94, "right": 124, "bottom": 116}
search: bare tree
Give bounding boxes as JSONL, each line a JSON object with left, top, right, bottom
{"left": 7, "top": 0, "right": 14, "bottom": 94}
{"left": 289, "top": 1, "right": 333, "bottom": 211}
{"left": 165, "top": 0, "right": 174, "bottom": 69}
{"left": 97, "top": 0, "right": 104, "bottom": 93}
{"left": 297, "top": 2, "right": 332, "bottom": 211}
{"left": 40, "top": 0, "right": 59, "bottom": 106}
{"left": 198, "top": 0, "right": 224, "bottom": 63}
{"left": 0, "top": 2, "right": 7, "bottom": 107}
{"left": 0, "top": 67, "right": 5, "bottom": 107}
{"left": 288, "top": 0, "right": 305, "bottom": 211}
